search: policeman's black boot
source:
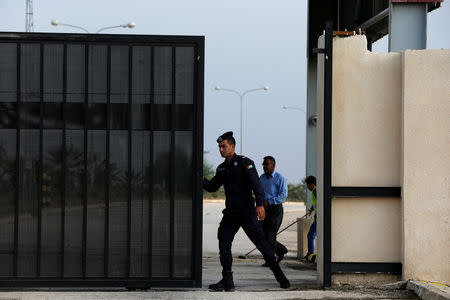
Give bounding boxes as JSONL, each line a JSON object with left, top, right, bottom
{"left": 270, "top": 263, "right": 290, "bottom": 289}
{"left": 209, "top": 271, "right": 235, "bottom": 292}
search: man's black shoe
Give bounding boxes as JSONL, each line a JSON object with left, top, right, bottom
{"left": 209, "top": 271, "right": 235, "bottom": 292}
{"left": 276, "top": 249, "right": 288, "bottom": 263}
{"left": 270, "top": 263, "right": 291, "bottom": 289}
{"left": 209, "top": 279, "right": 226, "bottom": 291}
{"left": 261, "top": 262, "right": 270, "bottom": 267}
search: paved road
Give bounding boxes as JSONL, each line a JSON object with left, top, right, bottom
{"left": 203, "top": 200, "right": 306, "bottom": 259}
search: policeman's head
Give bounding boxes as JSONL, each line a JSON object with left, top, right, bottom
{"left": 305, "top": 175, "right": 316, "bottom": 191}
{"left": 262, "top": 156, "right": 276, "bottom": 176}
{"left": 217, "top": 131, "right": 235, "bottom": 160}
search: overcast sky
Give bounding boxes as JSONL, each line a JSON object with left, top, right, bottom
{"left": 1, "top": 1, "right": 449, "bottom": 182}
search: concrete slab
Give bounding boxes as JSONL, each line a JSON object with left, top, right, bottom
{"left": 203, "top": 200, "right": 305, "bottom": 258}
{"left": 203, "top": 257, "right": 318, "bottom": 291}
{"left": 407, "top": 280, "right": 450, "bottom": 300}
{"left": 0, "top": 258, "right": 417, "bottom": 299}
{"left": 0, "top": 289, "right": 414, "bottom": 299}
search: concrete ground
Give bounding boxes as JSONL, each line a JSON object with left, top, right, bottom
{"left": 203, "top": 200, "right": 304, "bottom": 259}
{"left": 0, "top": 201, "right": 420, "bottom": 299}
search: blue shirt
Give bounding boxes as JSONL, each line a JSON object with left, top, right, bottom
{"left": 259, "top": 171, "right": 288, "bottom": 205}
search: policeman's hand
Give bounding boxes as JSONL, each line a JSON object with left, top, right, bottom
{"left": 256, "top": 206, "right": 265, "bottom": 221}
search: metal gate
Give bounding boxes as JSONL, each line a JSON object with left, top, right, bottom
{"left": 0, "top": 33, "right": 204, "bottom": 288}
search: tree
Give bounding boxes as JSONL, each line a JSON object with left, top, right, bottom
{"left": 286, "top": 178, "right": 307, "bottom": 203}
{"left": 203, "top": 159, "right": 225, "bottom": 199}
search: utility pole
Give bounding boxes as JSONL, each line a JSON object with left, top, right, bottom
{"left": 25, "top": 0, "right": 34, "bottom": 32}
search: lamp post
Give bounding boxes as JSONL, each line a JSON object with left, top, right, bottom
{"left": 96, "top": 22, "right": 136, "bottom": 33}
{"left": 282, "top": 105, "right": 306, "bottom": 114}
{"left": 215, "top": 86, "right": 269, "bottom": 154}
{"left": 283, "top": 105, "right": 317, "bottom": 125}
{"left": 51, "top": 20, "right": 136, "bottom": 33}
{"left": 50, "top": 20, "right": 89, "bottom": 33}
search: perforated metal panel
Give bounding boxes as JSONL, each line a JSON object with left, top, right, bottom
{"left": 0, "top": 33, "right": 204, "bottom": 288}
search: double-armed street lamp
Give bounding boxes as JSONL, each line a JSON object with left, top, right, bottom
{"left": 215, "top": 86, "right": 269, "bottom": 154}
{"left": 51, "top": 20, "right": 136, "bottom": 33}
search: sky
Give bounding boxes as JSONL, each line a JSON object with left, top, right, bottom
{"left": 1, "top": 1, "right": 449, "bottom": 183}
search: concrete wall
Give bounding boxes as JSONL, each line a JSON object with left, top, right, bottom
{"left": 332, "top": 36, "right": 402, "bottom": 187}
{"left": 306, "top": 57, "right": 318, "bottom": 210}
{"left": 316, "top": 35, "right": 325, "bottom": 286}
{"left": 332, "top": 197, "right": 401, "bottom": 262}
{"left": 329, "top": 35, "right": 403, "bottom": 263}
{"left": 316, "top": 34, "right": 449, "bottom": 285}
{"left": 297, "top": 216, "right": 316, "bottom": 258}
{"left": 401, "top": 49, "right": 450, "bottom": 285}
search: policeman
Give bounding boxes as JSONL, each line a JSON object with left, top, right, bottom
{"left": 204, "top": 131, "right": 290, "bottom": 291}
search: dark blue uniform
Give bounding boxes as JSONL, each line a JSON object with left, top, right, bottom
{"left": 204, "top": 154, "right": 278, "bottom": 271}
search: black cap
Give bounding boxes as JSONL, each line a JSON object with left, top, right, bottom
{"left": 217, "top": 131, "right": 233, "bottom": 143}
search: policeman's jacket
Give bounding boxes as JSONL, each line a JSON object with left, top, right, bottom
{"left": 203, "top": 154, "right": 265, "bottom": 216}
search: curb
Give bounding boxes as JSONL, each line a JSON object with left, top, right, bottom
{"left": 407, "top": 280, "right": 450, "bottom": 300}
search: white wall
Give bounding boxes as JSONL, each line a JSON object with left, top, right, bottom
{"left": 332, "top": 36, "right": 402, "bottom": 187}
{"left": 316, "top": 34, "right": 325, "bottom": 286}
{"left": 330, "top": 35, "right": 403, "bottom": 263}
{"left": 401, "top": 49, "right": 450, "bottom": 284}
{"left": 332, "top": 197, "right": 401, "bottom": 262}
{"left": 316, "top": 34, "right": 450, "bottom": 286}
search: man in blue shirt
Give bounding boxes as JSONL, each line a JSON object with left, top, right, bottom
{"left": 259, "top": 156, "right": 289, "bottom": 265}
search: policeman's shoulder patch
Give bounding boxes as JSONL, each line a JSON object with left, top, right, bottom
{"left": 235, "top": 155, "right": 256, "bottom": 171}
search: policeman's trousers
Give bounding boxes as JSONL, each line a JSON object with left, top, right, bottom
{"left": 218, "top": 213, "right": 277, "bottom": 271}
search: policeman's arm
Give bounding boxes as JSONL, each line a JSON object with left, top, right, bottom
{"left": 244, "top": 161, "right": 265, "bottom": 207}
{"left": 203, "top": 173, "right": 222, "bottom": 192}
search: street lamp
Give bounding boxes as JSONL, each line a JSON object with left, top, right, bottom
{"left": 51, "top": 20, "right": 136, "bottom": 33}
{"left": 282, "top": 105, "right": 306, "bottom": 114}
{"left": 51, "top": 20, "right": 89, "bottom": 33}
{"left": 215, "top": 86, "right": 269, "bottom": 154}
{"left": 96, "top": 22, "right": 136, "bottom": 33}
{"left": 283, "top": 105, "right": 317, "bottom": 125}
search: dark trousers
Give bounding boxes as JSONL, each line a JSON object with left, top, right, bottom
{"left": 218, "top": 213, "right": 277, "bottom": 271}
{"left": 262, "top": 204, "right": 288, "bottom": 257}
